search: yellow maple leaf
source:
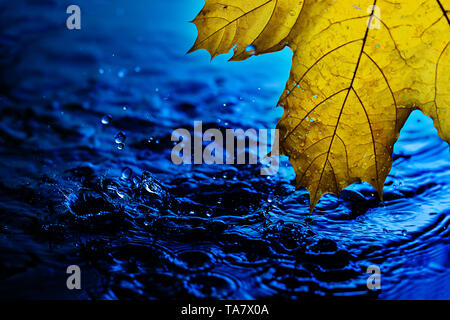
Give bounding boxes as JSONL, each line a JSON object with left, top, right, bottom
{"left": 189, "top": 0, "right": 450, "bottom": 212}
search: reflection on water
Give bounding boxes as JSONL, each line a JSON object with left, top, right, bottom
{"left": 0, "top": 0, "right": 449, "bottom": 299}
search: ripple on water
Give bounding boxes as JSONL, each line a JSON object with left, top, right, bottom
{"left": 185, "top": 273, "right": 238, "bottom": 299}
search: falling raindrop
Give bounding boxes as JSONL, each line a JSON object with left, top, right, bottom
{"left": 117, "top": 69, "right": 126, "bottom": 78}
{"left": 101, "top": 115, "right": 111, "bottom": 125}
{"left": 115, "top": 131, "right": 126, "bottom": 144}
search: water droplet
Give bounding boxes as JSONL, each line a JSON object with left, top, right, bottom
{"left": 245, "top": 45, "right": 256, "bottom": 55}
{"left": 401, "top": 229, "right": 407, "bottom": 237}
{"left": 142, "top": 176, "right": 163, "bottom": 196}
{"left": 101, "top": 114, "right": 112, "bottom": 125}
{"left": 132, "top": 176, "right": 141, "bottom": 187}
{"left": 117, "top": 143, "right": 125, "bottom": 150}
{"left": 117, "top": 69, "right": 126, "bottom": 78}
{"left": 121, "top": 167, "right": 132, "bottom": 180}
{"left": 115, "top": 131, "right": 126, "bottom": 144}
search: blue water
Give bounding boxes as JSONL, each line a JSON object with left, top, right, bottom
{"left": 0, "top": 0, "right": 449, "bottom": 299}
